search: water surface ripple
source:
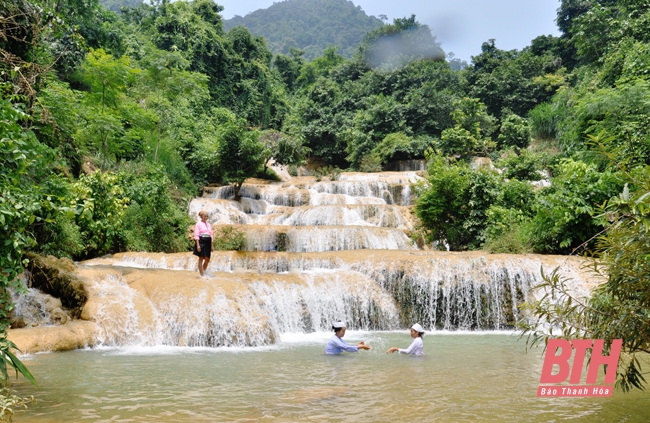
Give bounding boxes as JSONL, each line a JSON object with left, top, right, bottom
{"left": 14, "top": 333, "right": 649, "bottom": 422}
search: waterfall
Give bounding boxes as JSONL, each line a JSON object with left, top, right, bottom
{"left": 189, "top": 171, "right": 421, "bottom": 252}
{"left": 75, "top": 264, "right": 400, "bottom": 347}
{"left": 383, "top": 159, "right": 427, "bottom": 172}
{"left": 82, "top": 250, "right": 591, "bottom": 343}
{"left": 12, "top": 170, "right": 595, "bottom": 351}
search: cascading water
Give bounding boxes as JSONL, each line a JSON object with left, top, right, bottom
{"left": 12, "top": 169, "right": 594, "bottom": 351}
{"left": 74, "top": 262, "right": 400, "bottom": 347}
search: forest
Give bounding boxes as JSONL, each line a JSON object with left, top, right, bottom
{"left": 224, "top": 0, "right": 384, "bottom": 60}
{"left": 1, "top": 0, "right": 649, "bottom": 396}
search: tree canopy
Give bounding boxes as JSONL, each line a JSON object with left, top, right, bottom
{"left": 224, "top": 0, "right": 383, "bottom": 60}
{"left": 1, "top": 0, "right": 650, "bottom": 394}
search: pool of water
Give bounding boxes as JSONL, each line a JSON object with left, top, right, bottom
{"left": 12, "top": 332, "right": 649, "bottom": 422}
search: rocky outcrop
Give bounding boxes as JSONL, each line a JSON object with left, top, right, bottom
{"left": 24, "top": 253, "right": 88, "bottom": 318}
{"left": 10, "top": 290, "right": 70, "bottom": 328}
{"left": 8, "top": 320, "right": 98, "bottom": 353}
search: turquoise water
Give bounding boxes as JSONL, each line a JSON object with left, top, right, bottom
{"left": 12, "top": 333, "right": 649, "bottom": 422}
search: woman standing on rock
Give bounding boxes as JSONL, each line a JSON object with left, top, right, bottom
{"left": 193, "top": 210, "right": 214, "bottom": 277}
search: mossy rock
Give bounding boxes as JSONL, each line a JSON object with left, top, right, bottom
{"left": 24, "top": 253, "right": 88, "bottom": 318}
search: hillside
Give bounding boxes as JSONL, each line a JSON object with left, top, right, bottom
{"left": 99, "top": 0, "right": 141, "bottom": 12}
{"left": 224, "top": 0, "right": 384, "bottom": 60}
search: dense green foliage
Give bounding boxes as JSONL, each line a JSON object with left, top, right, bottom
{"left": 511, "top": 1, "right": 650, "bottom": 392}
{"left": 1, "top": 0, "right": 649, "bottom": 393}
{"left": 212, "top": 226, "right": 246, "bottom": 251}
{"left": 520, "top": 153, "right": 650, "bottom": 392}
{"left": 0, "top": 0, "right": 279, "bottom": 344}
{"left": 225, "top": 0, "right": 383, "bottom": 60}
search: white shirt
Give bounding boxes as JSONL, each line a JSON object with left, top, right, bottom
{"left": 399, "top": 337, "right": 424, "bottom": 355}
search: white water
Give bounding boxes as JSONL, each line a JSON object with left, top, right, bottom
{"left": 83, "top": 166, "right": 594, "bottom": 347}
{"left": 80, "top": 249, "right": 591, "bottom": 346}
{"left": 14, "top": 169, "right": 595, "bottom": 350}
{"left": 77, "top": 263, "right": 401, "bottom": 347}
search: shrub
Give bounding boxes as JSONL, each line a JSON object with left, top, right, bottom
{"left": 528, "top": 102, "right": 560, "bottom": 140}
{"left": 213, "top": 226, "right": 246, "bottom": 251}
{"left": 482, "top": 206, "right": 530, "bottom": 253}
{"left": 497, "top": 114, "right": 531, "bottom": 149}
{"left": 312, "top": 165, "right": 342, "bottom": 180}
{"left": 119, "top": 166, "right": 194, "bottom": 253}
{"left": 359, "top": 153, "right": 382, "bottom": 172}
{"left": 527, "top": 158, "right": 623, "bottom": 253}
{"left": 498, "top": 150, "right": 545, "bottom": 181}
{"left": 438, "top": 126, "right": 476, "bottom": 158}
{"left": 71, "top": 171, "right": 129, "bottom": 259}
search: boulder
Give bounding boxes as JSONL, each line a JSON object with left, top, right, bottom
{"left": 24, "top": 253, "right": 88, "bottom": 318}
{"left": 8, "top": 320, "right": 98, "bottom": 354}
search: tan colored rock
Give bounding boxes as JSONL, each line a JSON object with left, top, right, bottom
{"left": 44, "top": 297, "right": 62, "bottom": 313}
{"left": 8, "top": 320, "right": 98, "bottom": 354}
{"left": 25, "top": 253, "right": 88, "bottom": 317}
{"left": 50, "top": 308, "right": 69, "bottom": 325}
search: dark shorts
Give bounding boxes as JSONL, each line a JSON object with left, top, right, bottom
{"left": 193, "top": 236, "right": 212, "bottom": 258}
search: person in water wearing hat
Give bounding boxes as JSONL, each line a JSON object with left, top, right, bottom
{"left": 325, "top": 321, "right": 371, "bottom": 354}
{"left": 386, "top": 323, "right": 425, "bottom": 355}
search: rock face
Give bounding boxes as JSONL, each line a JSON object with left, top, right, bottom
{"left": 8, "top": 321, "right": 98, "bottom": 354}
{"left": 10, "top": 289, "right": 70, "bottom": 328}
{"left": 25, "top": 253, "right": 88, "bottom": 318}
{"left": 7, "top": 254, "right": 91, "bottom": 353}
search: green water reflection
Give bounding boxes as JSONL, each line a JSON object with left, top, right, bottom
{"left": 13, "top": 333, "right": 649, "bottom": 422}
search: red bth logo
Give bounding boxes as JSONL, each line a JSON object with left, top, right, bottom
{"left": 537, "top": 339, "right": 622, "bottom": 397}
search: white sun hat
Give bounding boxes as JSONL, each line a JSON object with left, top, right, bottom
{"left": 332, "top": 321, "right": 346, "bottom": 329}
{"left": 411, "top": 323, "right": 425, "bottom": 333}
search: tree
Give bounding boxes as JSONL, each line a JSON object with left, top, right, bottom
{"left": 72, "top": 171, "right": 129, "bottom": 258}
{"left": 119, "top": 165, "right": 193, "bottom": 253}
{"left": 287, "top": 76, "right": 348, "bottom": 163}
{"left": 521, "top": 139, "right": 650, "bottom": 392}
{"left": 371, "top": 132, "right": 434, "bottom": 165}
{"left": 0, "top": 99, "right": 47, "bottom": 332}
{"left": 438, "top": 126, "right": 477, "bottom": 159}
{"left": 150, "top": 0, "right": 276, "bottom": 127}
{"left": 528, "top": 158, "right": 623, "bottom": 254}
{"left": 296, "top": 45, "right": 344, "bottom": 87}
{"left": 438, "top": 97, "right": 496, "bottom": 158}
{"left": 345, "top": 93, "right": 407, "bottom": 168}
{"left": 259, "top": 129, "right": 309, "bottom": 174}
{"left": 133, "top": 42, "right": 209, "bottom": 164}
{"left": 0, "top": 98, "right": 47, "bottom": 397}
{"left": 465, "top": 39, "right": 563, "bottom": 120}
{"left": 497, "top": 113, "right": 531, "bottom": 149}
{"left": 273, "top": 48, "right": 305, "bottom": 92}
{"left": 77, "top": 48, "right": 155, "bottom": 170}
{"left": 415, "top": 156, "right": 472, "bottom": 250}
{"left": 217, "top": 120, "right": 265, "bottom": 201}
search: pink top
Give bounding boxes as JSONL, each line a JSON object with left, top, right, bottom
{"left": 193, "top": 220, "right": 213, "bottom": 240}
